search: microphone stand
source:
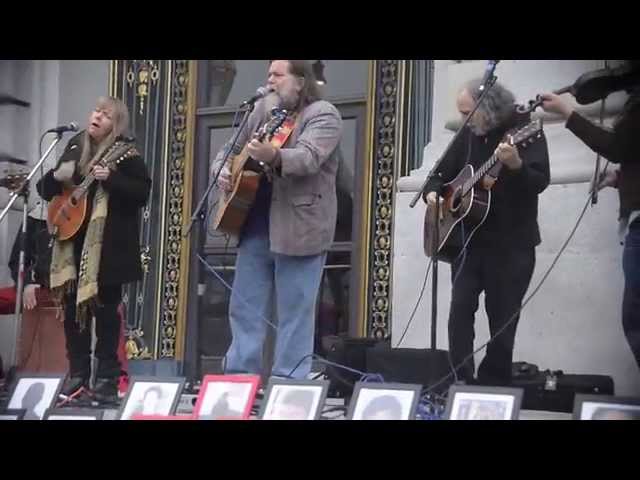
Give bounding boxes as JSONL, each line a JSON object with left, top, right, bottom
{"left": 0, "top": 132, "right": 65, "bottom": 380}
{"left": 408, "top": 69, "right": 498, "bottom": 390}
{"left": 183, "top": 102, "right": 254, "bottom": 238}
{"left": 590, "top": 60, "right": 610, "bottom": 206}
{"left": 180, "top": 99, "right": 255, "bottom": 385}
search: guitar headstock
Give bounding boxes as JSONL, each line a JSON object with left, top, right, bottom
{"left": 259, "top": 108, "right": 288, "bottom": 141}
{"left": 510, "top": 118, "right": 544, "bottom": 148}
{"left": 0, "top": 171, "right": 28, "bottom": 190}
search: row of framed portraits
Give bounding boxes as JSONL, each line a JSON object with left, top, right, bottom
{"left": 2, "top": 373, "right": 640, "bottom": 420}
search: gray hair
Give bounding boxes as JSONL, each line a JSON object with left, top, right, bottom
{"left": 462, "top": 78, "right": 516, "bottom": 131}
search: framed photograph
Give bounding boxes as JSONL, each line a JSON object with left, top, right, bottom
{"left": 117, "top": 376, "right": 186, "bottom": 420}
{"left": 573, "top": 394, "right": 640, "bottom": 420}
{"left": 193, "top": 374, "right": 260, "bottom": 420}
{"left": 131, "top": 414, "right": 193, "bottom": 420}
{"left": 444, "top": 385, "right": 523, "bottom": 420}
{"left": 259, "top": 379, "right": 329, "bottom": 420}
{"left": 44, "top": 408, "right": 103, "bottom": 420}
{"left": 6, "top": 374, "right": 65, "bottom": 420}
{"left": 0, "top": 409, "right": 27, "bottom": 420}
{"left": 347, "top": 382, "right": 422, "bottom": 420}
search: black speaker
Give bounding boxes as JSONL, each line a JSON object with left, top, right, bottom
{"left": 366, "top": 344, "right": 455, "bottom": 395}
{"left": 323, "top": 336, "right": 380, "bottom": 398}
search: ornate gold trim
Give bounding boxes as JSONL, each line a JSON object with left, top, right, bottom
{"left": 159, "top": 60, "right": 192, "bottom": 358}
{"left": 355, "top": 60, "right": 377, "bottom": 338}
{"left": 174, "top": 60, "right": 197, "bottom": 360}
{"left": 153, "top": 62, "right": 172, "bottom": 357}
{"left": 364, "top": 60, "right": 404, "bottom": 339}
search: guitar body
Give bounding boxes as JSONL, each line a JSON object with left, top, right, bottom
{"left": 47, "top": 187, "right": 88, "bottom": 241}
{"left": 212, "top": 160, "right": 262, "bottom": 236}
{"left": 423, "top": 165, "right": 491, "bottom": 263}
{"left": 212, "top": 108, "right": 290, "bottom": 236}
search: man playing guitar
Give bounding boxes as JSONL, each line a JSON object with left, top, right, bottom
{"left": 423, "top": 78, "right": 550, "bottom": 387}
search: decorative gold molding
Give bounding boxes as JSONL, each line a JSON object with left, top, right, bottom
{"left": 175, "top": 60, "right": 197, "bottom": 360}
{"left": 108, "top": 60, "right": 195, "bottom": 361}
{"left": 355, "top": 60, "right": 377, "bottom": 338}
{"left": 159, "top": 60, "right": 192, "bottom": 358}
{"left": 363, "top": 60, "right": 405, "bottom": 340}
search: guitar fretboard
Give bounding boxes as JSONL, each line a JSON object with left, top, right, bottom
{"left": 462, "top": 153, "right": 499, "bottom": 196}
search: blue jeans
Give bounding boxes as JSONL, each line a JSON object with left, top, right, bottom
{"left": 224, "top": 229, "right": 326, "bottom": 379}
{"left": 623, "top": 218, "right": 640, "bottom": 370}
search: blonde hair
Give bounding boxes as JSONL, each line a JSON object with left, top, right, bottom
{"left": 78, "top": 96, "right": 130, "bottom": 175}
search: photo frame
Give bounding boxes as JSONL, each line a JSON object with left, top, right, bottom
{"left": 0, "top": 409, "right": 27, "bottom": 420}
{"left": 259, "top": 379, "right": 329, "bottom": 420}
{"left": 444, "top": 385, "right": 523, "bottom": 420}
{"left": 44, "top": 408, "right": 104, "bottom": 420}
{"left": 573, "top": 394, "right": 640, "bottom": 420}
{"left": 6, "top": 373, "right": 65, "bottom": 420}
{"left": 131, "top": 414, "right": 194, "bottom": 420}
{"left": 193, "top": 374, "right": 260, "bottom": 420}
{"left": 347, "top": 382, "right": 423, "bottom": 420}
{"left": 117, "top": 376, "right": 186, "bottom": 420}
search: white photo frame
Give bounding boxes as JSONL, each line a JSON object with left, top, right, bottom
{"left": 6, "top": 374, "right": 65, "bottom": 420}
{"left": 259, "top": 379, "right": 329, "bottom": 420}
{"left": 573, "top": 394, "right": 640, "bottom": 420}
{"left": 118, "top": 376, "right": 185, "bottom": 420}
{"left": 347, "top": 382, "right": 422, "bottom": 420}
{"left": 444, "top": 385, "right": 523, "bottom": 420}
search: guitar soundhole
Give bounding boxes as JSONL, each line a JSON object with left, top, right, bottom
{"left": 450, "top": 188, "right": 463, "bottom": 214}
{"left": 70, "top": 197, "right": 77, "bottom": 207}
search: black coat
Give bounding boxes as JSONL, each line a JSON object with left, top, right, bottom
{"left": 9, "top": 216, "right": 51, "bottom": 288}
{"left": 36, "top": 133, "right": 151, "bottom": 287}
{"left": 566, "top": 92, "right": 640, "bottom": 218}
{"left": 426, "top": 109, "right": 550, "bottom": 250}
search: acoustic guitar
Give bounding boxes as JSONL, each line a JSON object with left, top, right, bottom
{"left": 212, "top": 108, "right": 290, "bottom": 236}
{"left": 47, "top": 139, "right": 138, "bottom": 241}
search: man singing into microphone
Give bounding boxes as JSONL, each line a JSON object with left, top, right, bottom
{"left": 540, "top": 61, "right": 640, "bottom": 371}
{"left": 213, "top": 60, "right": 343, "bottom": 380}
{"left": 424, "top": 78, "right": 550, "bottom": 386}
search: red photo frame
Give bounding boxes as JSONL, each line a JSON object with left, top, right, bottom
{"left": 193, "top": 374, "right": 260, "bottom": 420}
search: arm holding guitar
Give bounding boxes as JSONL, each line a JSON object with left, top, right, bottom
{"left": 102, "top": 155, "right": 151, "bottom": 207}
{"left": 36, "top": 169, "right": 63, "bottom": 201}
{"left": 500, "top": 132, "right": 550, "bottom": 195}
{"left": 279, "top": 108, "right": 342, "bottom": 178}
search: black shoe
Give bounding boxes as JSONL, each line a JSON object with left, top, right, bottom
{"left": 60, "top": 376, "right": 89, "bottom": 398}
{"left": 93, "top": 377, "right": 119, "bottom": 405}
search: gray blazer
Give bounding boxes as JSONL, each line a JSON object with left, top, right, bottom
{"left": 213, "top": 97, "right": 343, "bottom": 256}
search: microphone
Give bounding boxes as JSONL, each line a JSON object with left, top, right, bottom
{"left": 478, "top": 60, "right": 500, "bottom": 92}
{"left": 0, "top": 93, "right": 30, "bottom": 107}
{"left": 0, "top": 153, "right": 27, "bottom": 165}
{"left": 45, "top": 122, "right": 79, "bottom": 134}
{"left": 241, "top": 86, "right": 273, "bottom": 106}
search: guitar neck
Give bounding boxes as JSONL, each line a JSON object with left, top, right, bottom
{"left": 462, "top": 153, "right": 499, "bottom": 196}
{"left": 73, "top": 170, "right": 98, "bottom": 196}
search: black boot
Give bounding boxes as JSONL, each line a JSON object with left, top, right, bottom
{"left": 60, "top": 375, "right": 89, "bottom": 398}
{"left": 93, "top": 377, "right": 119, "bottom": 405}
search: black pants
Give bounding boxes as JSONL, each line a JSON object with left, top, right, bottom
{"left": 63, "top": 284, "right": 122, "bottom": 379}
{"left": 448, "top": 244, "right": 535, "bottom": 386}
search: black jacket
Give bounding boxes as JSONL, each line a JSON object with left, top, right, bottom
{"left": 36, "top": 132, "right": 151, "bottom": 287}
{"left": 565, "top": 92, "right": 640, "bottom": 218}
{"left": 9, "top": 216, "right": 51, "bottom": 288}
{"left": 426, "top": 109, "right": 550, "bottom": 250}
